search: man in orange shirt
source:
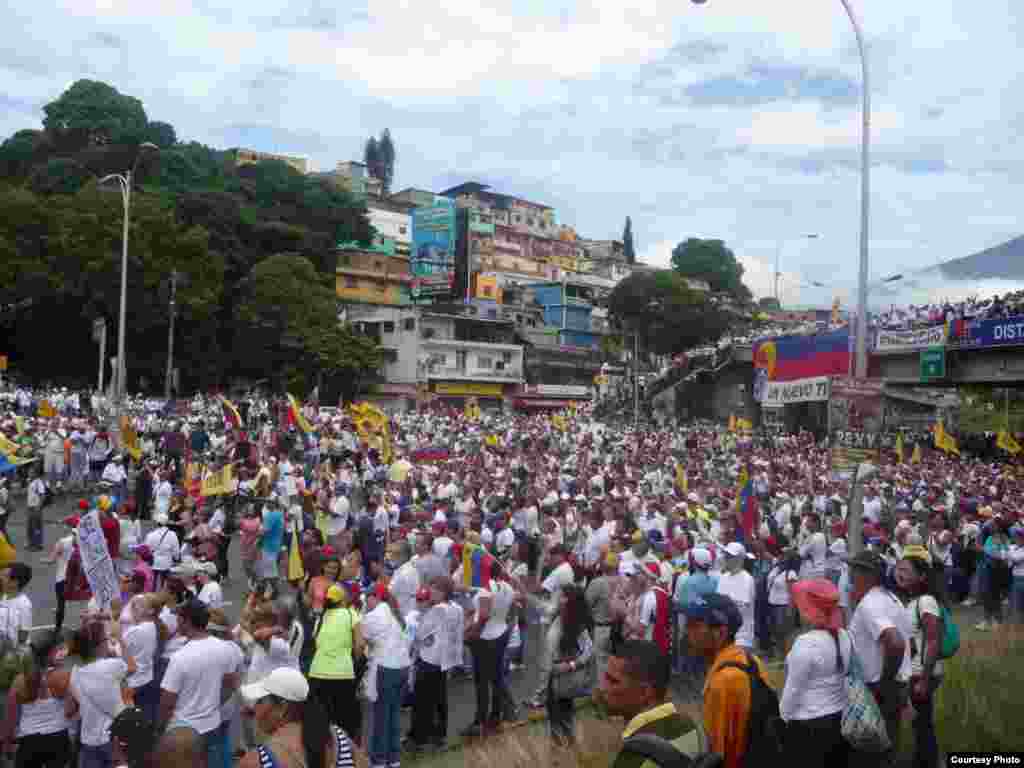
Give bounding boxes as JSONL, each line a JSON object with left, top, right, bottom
{"left": 684, "top": 592, "right": 770, "bottom": 768}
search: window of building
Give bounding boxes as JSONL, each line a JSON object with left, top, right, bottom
{"left": 374, "top": 261, "right": 383, "bottom": 271}
{"left": 477, "top": 356, "right": 493, "bottom": 369}
{"left": 502, "top": 351, "right": 513, "bottom": 363}
{"left": 399, "top": 225, "right": 408, "bottom": 235}
{"left": 344, "top": 276, "right": 357, "bottom": 288}
{"left": 456, "top": 350, "right": 467, "bottom": 371}
{"left": 382, "top": 349, "right": 398, "bottom": 363}
{"left": 527, "top": 217, "right": 535, "bottom": 226}
{"left": 403, "top": 317, "right": 415, "bottom": 331}
{"left": 382, "top": 321, "right": 395, "bottom": 333}
{"left": 515, "top": 314, "right": 523, "bottom": 323}
{"left": 487, "top": 308, "right": 497, "bottom": 319}
{"left": 527, "top": 318, "right": 536, "bottom": 327}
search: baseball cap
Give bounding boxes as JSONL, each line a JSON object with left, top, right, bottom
{"left": 691, "top": 547, "right": 713, "bottom": 568}
{"left": 174, "top": 598, "right": 210, "bottom": 629}
{"left": 63, "top": 515, "right": 81, "bottom": 527}
{"left": 724, "top": 542, "right": 748, "bottom": 559}
{"left": 241, "top": 667, "right": 310, "bottom": 704}
{"left": 681, "top": 593, "right": 743, "bottom": 633}
{"left": 416, "top": 587, "right": 431, "bottom": 602}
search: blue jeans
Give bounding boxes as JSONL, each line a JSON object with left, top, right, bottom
{"left": 370, "top": 666, "right": 406, "bottom": 766}
{"left": 1012, "top": 576, "right": 1024, "bottom": 624}
{"left": 203, "top": 726, "right": 228, "bottom": 768}
{"left": 79, "top": 743, "right": 113, "bottom": 768}
{"left": 133, "top": 679, "right": 160, "bottom": 732}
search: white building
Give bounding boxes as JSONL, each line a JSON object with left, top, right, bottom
{"left": 367, "top": 208, "right": 412, "bottom": 255}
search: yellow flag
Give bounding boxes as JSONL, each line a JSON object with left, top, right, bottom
{"left": 943, "top": 432, "right": 960, "bottom": 456}
{"left": 911, "top": 443, "right": 922, "bottom": 464}
{"left": 120, "top": 417, "right": 142, "bottom": 462}
{"left": 895, "top": 433, "right": 904, "bottom": 463}
{"left": 287, "top": 393, "right": 314, "bottom": 434}
{"left": 287, "top": 520, "right": 305, "bottom": 581}
{"left": 0, "top": 433, "right": 18, "bottom": 458}
{"left": 14, "top": 417, "right": 25, "bottom": 435}
{"left": 201, "top": 464, "right": 236, "bottom": 497}
{"left": 37, "top": 400, "right": 56, "bottom": 418}
{"left": 675, "top": 463, "right": 688, "bottom": 494}
{"left": 728, "top": 414, "right": 737, "bottom": 432}
{"left": 737, "top": 418, "right": 752, "bottom": 432}
{"left": 551, "top": 414, "right": 567, "bottom": 432}
{"left": 998, "top": 430, "right": 1022, "bottom": 456}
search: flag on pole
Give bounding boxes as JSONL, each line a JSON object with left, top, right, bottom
{"left": 735, "top": 464, "right": 757, "bottom": 540}
{"left": 997, "top": 430, "right": 1022, "bottom": 456}
{"left": 219, "top": 395, "right": 242, "bottom": 429}
{"left": 120, "top": 417, "right": 142, "bottom": 462}
{"left": 895, "top": 432, "right": 905, "bottom": 464}
{"left": 728, "top": 414, "right": 737, "bottom": 432}
{"left": 287, "top": 393, "right": 314, "bottom": 434}
{"left": 287, "top": 520, "right": 305, "bottom": 581}
{"left": 675, "top": 462, "right": 688, "bottom": 495}
{"left": 37, "top": 400, "right": 56, "bottom": 418}
{"left": 462, "top": 543, "right": 494, "bottom": 589}
{"left": 911, "top": 443, "right": 922, "bottom": 464}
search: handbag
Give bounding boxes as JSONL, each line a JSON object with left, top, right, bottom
{"left": 841, "top": 644, "right": 891, "bottom": 752}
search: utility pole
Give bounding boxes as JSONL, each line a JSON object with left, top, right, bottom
{"left": 164, "top": 271, "right": 178, "bottom": 399}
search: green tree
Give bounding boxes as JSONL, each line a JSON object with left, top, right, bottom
{"left": 364, "top": 136, "right": 381, "bottom": 182}
{"left": 623, "top": 216, "right": 635, "bottom": 264}
{"left": 145, "top": 120, "right": 177, "bottom": 149}
{"left": 42, "top": 79, "right": 148, "bottom": 151}
{"left": 607, "top": 269, "right": 733, "bottom": 356}
{"left": 377, "top": 129, "right": 395, "bottom": 194}
{"left": 671, "top": 237, "right": 752, "bottom": 301}
{"left": 234, "top": 254, "right": 380, "bottom": 391}
{"left": 0, "top": 130, "right": 52, "bottom": 180}
{"left": 27, "top": 157, "right": 91, "bottom": 196}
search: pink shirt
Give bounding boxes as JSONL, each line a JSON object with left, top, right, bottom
{"left": 239, "top": 518, "right": 261, "bottom": 561}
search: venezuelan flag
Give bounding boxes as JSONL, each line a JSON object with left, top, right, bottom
{"left": 735, "top": 465, "right": 758, "bottom": 540}
{"left": 753, "top": 328, "right": 851, "bottom": 382}
{"left": 287, "top": 393, "right": 314, "bottom": 433}
{"left": 219, "top": 395, "right": 242, "bottom": 429}
{"left": 462, "top": 543, "right": 494, "bottom": 589}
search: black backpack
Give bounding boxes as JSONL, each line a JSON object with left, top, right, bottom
{"left": 714, "top": 651, "right": 783, "bottom": 768}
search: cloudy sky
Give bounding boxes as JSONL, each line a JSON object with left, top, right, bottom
{"left": 3, "top": 0, "right": 1023, "bottom": 308}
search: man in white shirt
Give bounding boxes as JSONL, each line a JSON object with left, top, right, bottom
{"left": 798, "top": 513, "right": 828, "bottom": 579}
{"left": 862, "top": 486, "right": 883, "bottom": 525}
{"left": 389, "top": 540, "right": 420, "bottom": 619}
{"left": 847, "top": 550, "right": 912, "bottom": 753}
{"left": 159, "top": 599, "right": 243, "bottom": 767}
{"left": 26, "top": 471, "right": 47, "bottom": 551}
{"left": 716, "top": 542, "right": 757, "bottom": 651}
{"left": 527, "top": 545, "right": 575, "bottom": 708}
{"left": 145, "top": 513, "right": 181, "bottom": 590}
{"left": 0, "top": 562, "right": 33, "bottom": 646}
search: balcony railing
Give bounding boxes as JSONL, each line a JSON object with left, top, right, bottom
{"left": 424, "top": 365, "right": 523, "bottom": 381}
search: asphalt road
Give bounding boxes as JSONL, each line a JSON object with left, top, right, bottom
{"left": 2, "top": 489, "right": 545, "bottom": 745}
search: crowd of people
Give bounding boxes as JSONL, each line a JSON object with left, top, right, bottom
{"left": 0, "top": 390, "right": 1022, "bottom": 768}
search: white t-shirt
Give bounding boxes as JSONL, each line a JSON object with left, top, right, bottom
{"left": 542, "top": 562, "right": 575, "bottom": 603}
{"left": 479, "top": 581, "right": 514, "bottom": 641}
{"left": 71, "top": 658, "right": 129, "bottom": 746}
{"left": 432, "top": 536, "right": 453, "bottom": 559}
{"left": 390, "top": 562, "right": 421, "bottom": 620}
{"left": 161, "top": 635, "right": 244, "bottom": 734}
{"left": 862, "top": 496, "right": 882, "bottom": 524}
{"left": 717, "top": 570, "right": 756, "bottom": 648}
{"left": 441, "top": 601, "right": 465, "bottom": 672}
{"left": 0, "top": 593, "right": 32, "bottom": 644}
{"left": 145, "top": 527, "right": 180, "bottom": 571}
{"left": 848, "top": 587, "right": 912, "bottom": 684}
{"left": 906, "top": 595, "right": 944, "bottom": 678}
{"left": 780, "top": 629, "right": 852, "bottom": 722}
{"left": 361, "top": 603, "right": 411, "bottom": 670}
{"left": 246, "top": 637, "right": 299, "bottom": 684}
{"left": 122, "top": 621, "right": 158, "bottom": 688}
{"left": 637, "top": 589, "right": 658, "bottom": 641}
{"left": 197, "top": 581, "right": 224, "bottom": 609}
{"left": 416, "top": 605, "right": 446, "bottom": 667}
{"left": 327, "top": 496, "right": 350, "bottom": 536}
{"left": 767, "top": 567, "right": 798, "bottom": 606}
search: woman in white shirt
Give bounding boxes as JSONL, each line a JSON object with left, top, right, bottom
{"left": 780, "top": 579, "right": 850, "bottom": 764}
{"left": 360, "top": 584, "right": 411, "bottom": 768}
{"left": 895, "top": 547, "right": 945, "bottom": 768}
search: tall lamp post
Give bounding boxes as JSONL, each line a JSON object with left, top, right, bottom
{"left": 100, "top": 142, "right": 159, "bottom": 425}
{"left": 693, "top": 0, "right": 870, "bottom": 378}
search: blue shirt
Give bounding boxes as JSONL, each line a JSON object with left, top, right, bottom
{"left": 261, "top": 508, "right": 284, "bottom": 556}
{"left": 676, "top": 570, "right": 719, "bottom": 610}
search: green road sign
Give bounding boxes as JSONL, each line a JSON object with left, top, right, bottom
{"left": 920, "top": 347, "right": 946, "bottom": 381}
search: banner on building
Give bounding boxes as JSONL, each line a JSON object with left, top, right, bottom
{"left": 874, "top": 324, "right": 947, "bottom": 354}
{"left": 434, "top": 382, "right": 504, "bottom": 397}
{"left": 526, "top": 384, "right": 592, "bottom": 398}
{"left": 411, "top": 197, "right": 456, "bottom": 298}
{"left": 759, "top": 375, "right": 831, "bottom": 406}
{"left": 829, "top": 376, "right": 884, "bottom": 476}
{"left": 77, "top": 510, "right": 118, "bottom": 610}
{"left": 753, "top": 328, "right": 850, "bottom": 383}
{"left": 957, "top": 314, "right": 1024, "bottom": 349}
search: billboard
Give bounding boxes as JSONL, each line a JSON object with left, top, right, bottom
{"left": 956, "top": 314, "right": 1024, "bottom": 350}
{"left": 874, "top": 324, "right": 947, "bottom": 354}
{"left": 411, "top": 198, "right": 456, "bottom": 300}
{"left": 758, "top": 375, "right": 831, "bottom": 407}
{"left": 828, "top": 376, "right": 884, "bottom": 476}
{"left": 753, "top": 328, "right": 851, "bottom": 382}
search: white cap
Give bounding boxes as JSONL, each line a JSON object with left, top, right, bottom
{"left": 724, "top": 542, "right": 747, "bottom": 559}
{"left": 691, "top": 547, "right": 713, "bottom": 568}
{"left": 241, "top": 667, "right": 309, "bottom": 704}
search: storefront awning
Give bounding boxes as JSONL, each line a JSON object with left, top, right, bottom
{"left": 513, "top": 398, "right": 574, "bottom": 409}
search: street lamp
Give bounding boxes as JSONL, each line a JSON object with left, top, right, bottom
{"left": 774, "top": 233, "right": 819, "bottom": 304}
{"left": 693, "top": 0, "right": 871, "bottom": 378}
{"left": 100, "top": 141, "right": 159, "bottom": 423}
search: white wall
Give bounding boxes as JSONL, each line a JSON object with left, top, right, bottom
{"left": 368, "top": 208, "right": 412, "bottom": 246}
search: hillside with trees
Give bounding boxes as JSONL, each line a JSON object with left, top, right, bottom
{"left": 0, "top": 79, "right": 378, "bottom": 397}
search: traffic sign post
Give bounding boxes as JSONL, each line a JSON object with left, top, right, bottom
{"left": 920, "top": 347, "right": 946, "bottom": 381}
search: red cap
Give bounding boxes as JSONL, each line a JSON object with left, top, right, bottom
{"left": 374, "top": 582, "right": 390, "bottom": 601}
{"left": 64, "top": 515, "right": 80, "bottom": 527}
{"left": 645, "top": 562, "right": 660, "bottom": 579}
{"left": 416, "top": 587, "right": 431, "bottom": 601}
{"left": 78, "top": 500, "right": 89, "bottom": 510}
{"left": 321, "top": 545, "right": 336, "bottom": 558}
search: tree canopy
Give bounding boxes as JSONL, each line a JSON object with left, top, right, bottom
{"left": 671, "top": 238, "right": 752, "bottom": 301}
{"left": 607, "top": 270, "right": 734, "bottom": 356}
{"left": 1, "top": 79, "right": 377, "bottom": 394}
